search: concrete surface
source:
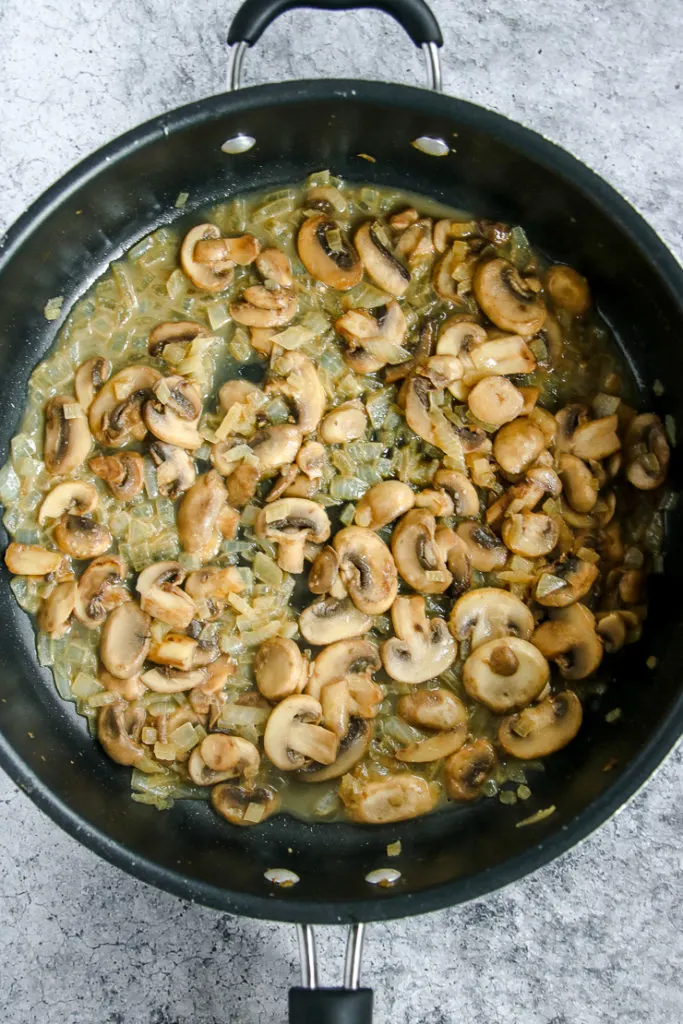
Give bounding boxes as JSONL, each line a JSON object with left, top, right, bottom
{"left": 0, "top": 1, "right": 681, "bottom": 1021}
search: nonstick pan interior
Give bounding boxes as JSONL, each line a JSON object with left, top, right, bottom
{"left": 0, "top": 82, "right": 681, "bottom": 923}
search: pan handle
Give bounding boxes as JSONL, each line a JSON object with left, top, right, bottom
{"left": 289, "top": 924, "right": 373, "bottom": 1024}
{"left": 226, "top": 0, "right": 443, "bottom": 92}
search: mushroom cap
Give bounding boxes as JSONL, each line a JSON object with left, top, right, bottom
{"left": 230, "top": 287, "right": 298, "bottom": 328}
{"left": 498, "top": 690, "right": 583, "bottom": 758}
{"left": 297, "top": 214, "right": 363, "bottom": 290}
{"left": 97, "top": 703, "right": 145, "bottom": 766}
{"left": 88, "top": 366, "right": 161, "bottom": 447}
{"left": 44, "top": 396, "right": 92, "bottom": 475}
{"left": 211, "top": 783, "right": 280, "bottom": 826}
{"left": 433, "top": 469, "right": 479, "bottom": 517}
{"left": 320, "top": 402, "right": 367, "bottom": 445}
{"left": 97, "top": 668, "right": 146, "bottom": 702}
{"left": 382, "top": 595, "right": 456, "bottom": 684}
{"left": 148, "top": 320, "right": 208, "bottom": 357}
{"left": 455, "top": 522, "right": 508, "bottom": 572}
{"left": 354, "top": 221, "right": 411, "bottom": 297}
{"left": 558, "top": 453, "right": 598, "bottom": 513}
{"left": 4, "top": 542, "right": 63, "bottom": 576}
{"left": 75, "top": 554, "right": 129, "bottom": 629}
{"left": 256, "top": 497, "right": 331, "bottom": 574}
{"left": 188, "top": 734, "right": 260, "bottom": 785}
{"left": 298, "top": 718, "right": 372, "bottom": 782}
{"left": 256, "top": 246, "right": 294, "bottom": 287}
{"left": 177, "top": 471, "right": 228, "bottom": 562}
{"left": 340, "top": 773, "right": 437, "bottom": 824}
{"left": 473, "top": 257, "right": 546, "bottom": 335}
{"left": 501, "top": 511, "right": 560, "bottom": 558}
{"left": 89, "top": 452, "right": 144, "bottom": 501}
{"left": 354, "top": 481, "right": 415, "bottom": 530}
{"left": 54, "top": 514, "right": 112, "bottom": 559}
{"left": 194, "top": 233, "right": 260, "bottom": 267}
{"left": 398, "top": 689, "right": 467, "bottom": 732}
{"left": 625, "top": 413, "right": 670, "bottom": 490}
{"left": 150, "top": 441, "right": 196, "bottom": 498}
{"left": 333, "top": 526, "right": 398, "bottom": 615}
{"left": 445, "top": 739, "right": 497, "bottom": 801}
{"left": 545, "top": 265, "right": 591, "bottom": 316}
{"left": 38, "top": 579, "right": 77, "bottom": 638}
{"left": 493, "top": 417, "right": 545, "bottom": 477}
{"left": 467, "top": 375, "right": 524, "bottom": 426}
{"left": 463, "top": 636, "right": 550, "bottom": 713}
{"left": 396, "top": 727, "right": 467, "bottom": 763}
{"left": 337, "top": 301, "right": 408, "bottom": 372}
{"left": 249, "top": 424, "right": 302, "bottom": 473}
{"left": 180, "top": 223, "right": 235, "bottom": 292}
{"left": 532, "top": 603, "right": 603, "bottom": 680}
{"left": 254, "top": 636, "right": 307, "bottom": 701}
{"left": 142, "top": 666, "right": 206, "bottom": 693}
{"left": 99, "top": 601, "right": 151, "bottom": 679}
{"left": 463, "top": 335, "right": 537, "bottom": 383}
{"left": 184, "top": 565, "right": 243, "bottom": 621}
{"left": 38, "top": 481, "right": 98, "bottom": 525}
{"left": 299, "top": 597, "right": 372, "bottom": 646}
{"left": 307, "top": 638, "right": 381, "bottom": 701}
{"left": 144, "top": 379, "right": 202, "bottom": 450}
{"left": 267, "top": 350, "right": 326, "bottom": 435}
{"left": 391, "top": 508, "right": 452, "bottom": 594}
{"left": 74, "top": 357, "right": 111, "bottom": 410}
{"left": 570, "top": 415, "right": 621, "bottom": 461}
{"left": 535, "top": 555, "right": 599, "bottom": 608}
{"left": 263, "top": 693, "right": 338, "bottom": 771}
{"left": 449, "top": 587, "right": 534, "bottom": 650}
{"left": 308, "top": 545, "right": 344, "bottom": 597}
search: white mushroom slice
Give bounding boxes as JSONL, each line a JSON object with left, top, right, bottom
{"left": 256, "top": 498, "right": 330, "bottom": 574}
{"left": 473, "top": 257, "right": 546, "bottom": 335}
{"left": 38, "top": 579, "right": 77, "bottom": 638}
{"left": 144, "top": 377, "right": 202, "bottom": 450}
{"left": 455, "top": 522, "right": 508, "bottom": 572}
{"left": 307, "top": 638, "right": 382, "bottom": 713}
{"left": 398, "top": 689, "right": 467, "bottom": 732}
{"left": 445, "top": 739, "right": 497, "bottom": 801}
{"left": 211, "top": 783, "right": 279, "bottom": 826}
{"left": 354, "top": 481, "right": 415, "bottom": 530}
{"left": 339, "top": 773, "right": 437, "bottom": 824}
{"left": 319, "top": 678, "right": 351, "bottom": 739}
{"left": 625, "top": 413, "right": 670, "bottom": 490}
{"left": 249, "top": 425, "right": 302, "bottom": 474}
{"left": 336, "top": 300, "right": 408, "bottom": 373}
{"left": 297, "top": 440, "right": 325, "bottom": 480}
{"left": 449, "top": 587, "right": 534, "bottom": 650}
{"left": 254, "top": 637, "right": 307, "bottom": 701}
{"left": 180, "top": 224, "right": 235, "bottom": 292}
{"left": 532, "top": 603, "right": 603, "bottom": 680}
{"left": 403, "top": 376, "right": 488, "bottom": 456}
{"left": 297, "top": 214, "right": 362, "bottom": 290}
{"left": 569, "top": 415, "right": 621, "bottom": 460}
{"left": 177, "top": 471, "right": 231, "bottom": 563}
{"left": 493, "top": 417, "right": 545, "bottom": 478}
{"left": 433, "top": 469, "right": 479, "bottom": 517}
{"left": 54, "top": 515, "right": 112, "bottom": 559}
{"left": 333, "top": 526, "right": 397, "bottom": 615}
{"left": 502, "top": 511, "right": 560, "bottom": 557}
{"left": 148, "top": 320, "right": 209, "bottom": 358}
{"left": 75, "top": 555, "right": 129, "bottom": 629}
{"left": 136, "top": 560, "right": 196, "bottom": 629}
{"left": 44, "top": 396, "right": 92, "bottom": 474}
{"left": 193, "top": 233, "right": 260, "bottom": 267}
{"left": 545, "top": 265, "right": 591, "bottom": 316}
{"left": 467, "top": 376, "right": 524, "bottom": 426}
{"left": 267, "top": 350, "right": 326, "bottom": 434}
{"left": 264, "top": 694, "right": 338, "bottom": 770}
{"left": 188, "top": 734, "right": 260, "bottom": 785}
{"left": 184, "top": 565, "right": 243, "bottom": 621}
{"left": 148, "top": 633, "right": 198, "bottom": 671}
{"left": 391, "top": 509, "right": 452, "bottom": 594}
{"left": 396, "top": 729, "right": 466, "bottom": 763}
{"left": 90, "top": 451, "right": 145, "bottom": 501}
{"left": 320, "top": 401, "right": 367, "bottom": 445}
{"left": 435, "top": 528, "right": 471, "bottom": 596}
{"left": 4, "top": 542, "right": 63, "bottom": 576}
{"left": 433, "top": 243, "right": 469, "bottom": 303}
{"left": 298, "top": 718, "right": 372, "bottom": 782}
{"left": 150, "top": 441, "right": 196, "bottom": 499}
{"left": 382, "top": 595, "right": 456, "bottom": 684}
{"left": 308, "top": 545, "right": 346, "bottom": 599}
{"left": 88, "top": 365, "right": 161, "bottom": 448}
{"left": 535, "top": 555, "right": 599, "bottom": 608}
{"left": 394, "top": 217, "right": 434, "bottom": 265}
{"left": 141, "top": 666, "right": 206, "bottom": 693}
{"left": 38, "top": 481, "right": 98, "bottom": 525}
{"left": 499, "top": 690, "right": 583, "bottom": 758}
{"left": 100, "top": 602, "right": 151, "bottom": 679}
{"left": 463, "top": 636, "right": 550, "bottom": 713}
{"left": 98, "top": 668, "right": 146, "bottom": 702}
{"left": 436, "top": 318, "right": 487, "bottom": 357}
{"left": 74, "top": 357, "right": 111, "bottom": 411}
{"left": 354, "top": 221, "right": 411, "bottom": 296}
{"left": 97, "top": 704, "right": 145, "bottom": 766}
{"left": 230, "top": 286, "right": 298, "bottom": 328}
{"left": 256, "top": 247, "right": 294, "bottom": 287}
{"left": 557, "top": 453, "right": 597, "bottom": 513}
{"left": 462, "top": 335, "right": 536, "bottom": 385}
{"left": 417, "top": 356, "right": 464, "bottom": 390}
{"left": 299, "top": 597, "right": 372, "bottom": 646}
{"left": 415, "top": 488, "right": 454, "bottom": 517}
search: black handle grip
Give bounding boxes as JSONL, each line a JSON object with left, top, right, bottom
{"left": 227, "top": 0, "right": 443, "bottom": 47}
{"left": 289, "top": 987, "right": 374, "bottom": 1024}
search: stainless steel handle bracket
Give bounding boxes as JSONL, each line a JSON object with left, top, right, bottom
{"left": 297, "top": 922, "right": 366, "bottom": 989}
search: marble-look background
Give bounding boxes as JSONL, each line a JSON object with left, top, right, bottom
{"left": 0, "top": 1, "right": 681, "bottom": 1021}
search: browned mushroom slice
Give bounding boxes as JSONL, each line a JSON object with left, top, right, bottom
{"left": 148, "top": 632, "right": 197, "bottom": 671}
{"left": 38, "top": 481, "right": 98, "bottom": 525}
{"left": 403, "top": 375, "right": 487, "bottom": 456}
{"left": 391, "top": 509, "right": 452, "bottom": 594}
{"left": 297, "top": 214, "right": 362, "bottom": 290}
{"left": 320, "top": 401, "right": 368, "bottom": 445}
{"left": 100, "top": 601, "right": 151, "bottom": 679}
{"left": 354, "top": 481, "right": 415, "bottom": 530}
{"left": 148, "top": 320, "right": 209, "bottom": 357}
{"left": 264, "top": 694, "right": 338, "bottom": 770}
{"left": 394, "top": 217, "right": 434, "bottom": 265}
{"left": 333, "top": 527, "right": 398, "bottom": 615}
{"left": 455, "top": 522, "right": 508, "bottom": 572}
{"left": 189, "top": 734, "right": 260, "bottom": 785}
{"left": 89, "top": 452, "right": 144, "bottom": 500}
{"left": 396, "top": 728, "right": 467, "bottom": 763}
{"left": 177, "top": 471, "right": 231, "bottom": 563}
{"left": 569, "top": 415, "right": 621, "bottom": 461}
{"left": 255, "top": 498, "right": 330, "bottom": 574}
{"left": 136, "top": 560, "right": 196, "bottom": 629}
{"left": 624, "top": 413, "right": 670, "bottom": 490}
{"left": 184, "top": 565, "right": 243, "bottom": 621}
{"left": 148, "top": 441, "right": 195, "bottom": 499}
{"left": 382, "top": 595, "right": 456, "bottom": 684}
{"left": 97, "top": 703, "right": 146, "bottom": 766}
{"left": 398, "top": 689, "right": 467, "bottom": 732}
{"left": 299, "top": 597, "right": 372, "bottom": 646}
{"left": 256, "top": 247, "right": 294, "bottom": 288}
{"left": 4, "top": 542, "right": 63, "bottom": 576}
{"left": 44, "top": 396, "right": 92, "bottom": 474}
{"left": 74, "top": 357, "right": 111, "bottom": 410}
{"left": 230, "top": 286, "right": 298, "bottom": 328}
{"left": 142, "top": 666, "right": 207, "bottom": 694}
{"left": 354, "top": 221, "right": 411, "bottom": 296}
{"left": 339, "top": 773, "right": 437, "bottom": 824}
{"left": 267, "top": 350, "right": 326, "bottom": 435}
{"left": 249, "top": 425, "right": 302, "bottom": 474}
{"left": 75, "top": 554, "right": 129, "bottom": 629}
{"left": 467, "top": 375, "right": 524, "bottom": 426}
{"left": 463, "top": 636, "right": 549, "bottom": 713}
{"left": 449, "top": 587, "right": 534, "bottom": 650}
{"left": 38, "top": 579, "right": 77, "bottom": 638}
{"left": 445, "top": 739, "right": 497, "bottom": 801}
{"left": 309, "top": 545, "right": 345, "bottom": 598}
{"left": 532, "top": 603, "right": 603, "bottom": 680}
{"left": 436, "top": 317, "right": 487, "bottom": 358}
{"left": 180, "top": 224, "right": 236, "bottom": 292}
{"left": 307, "top": 638, "right": 382, "bottom": 714}
{"left": 54, "top": 515, "right": 112, "bottom": 559}
{"left": 144, "top": 376, "right": 202, "bottom": 449}
{"left": 501, "top": 511, "right": 560, "bottom": 558}
{"left": 298, "top": 718, "right": 372, "bottom": 783}
{"left": 97, "top": 668, "right": 146, "bottom": 702}
{"left": 194, "top": 233, "right": 260, "bottom": 267}
{"left": 435, "top": 528, "right": 472, "bottom": 595}
{"left": 211, "top": 783, "right": 280, "bottom": 825}
{"left": 433, "top": 469, "right": 479, "bottom": 517}
{"left": 498, "top": 690, "right": 583, "bottom": 758}
{"left": 88, "top": 366, "right": 161, "bottom": 447}
{"left": 545, "top": 265, "right": 591, "bottom": 316}
{"left": 462, "top": 335, "right": 536, "bottom": 386}
{"left": 432, "top": 243, "right": 470, "bottom": 304}
{"left": 473, "top": 257, "right": 546, "bottom": 335}
{"left": 557, "top": 453, "right": 598, "bottom": 513}
{"left": 493, "top": 417, "right": 545, "bottom": 477}
{"left": 535, "top": 555, "right": 599, "bottom": 608}
{"left": 254, "top": 636, "right": 307, "bottom": 701}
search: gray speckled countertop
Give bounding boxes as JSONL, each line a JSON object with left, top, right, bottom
{"left": 1, "top": 2, "right": 682, "bottom": 1021}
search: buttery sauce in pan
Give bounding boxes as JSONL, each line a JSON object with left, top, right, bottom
{"left": 0, "top": 172, "right": 671, "bottom": 827}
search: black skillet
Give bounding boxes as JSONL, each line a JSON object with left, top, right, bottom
{"left": 0, "top": 2, "right": 682, "bottom": 1021}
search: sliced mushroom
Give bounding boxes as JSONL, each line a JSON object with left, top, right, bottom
{"left": 38, "top": 579, "right": 77, "bottom": 637}
{"left": 535, "top": 555, "right": 599, "bottom": 608}
{"left": 97, "top": 668, "right": 146, "bottom": 702}
{"left": 180, "top": 224, "right": 236, "bottom": 292}
{"left": 445, "top": 739, "right": 496, "bottom": 801}
{"left": 100, "top": 601, "right": 151, "bottom": 679}
{"left": 4, "top": 543, "right": 63, "bottom": 576}
{"left": 144, "top": 376, "right": 202, "bottom": 449}
{"left": 264, "top": 694, "right": 338, "bottom": 770}
{"left": 74, "top": 357, "right": 111, "bottom": 411}
{"left": 461, "top": 335, "right": 536, "bottom": 386}
{"left": 398, "top": 689, "right": 467, "bottom": 732}
{"left": 44, "top": 396, "right": 92, "bottom": 474}
{"left": 188, "top": 733, "right": 260, "bottom": 785}
{"left": 299, "top": 596, "right": 372, "bottom": 645}
{"left": 177, "top": 471, "right": 230, "bottom": 563}
{"left": 249, "top": 424, "right": 302, "bottom": 474}
{"left": 88, "top": 366, "right": 161, "bottom": 447}
{"left": 333, "top": 527, "right": 397, "bottom": 615}
{"left": 382, "top": 595, "right": 456, "bottom": 684}
{"left": 532, "top": 603, "right": 603, "bottom": 680}
{"left": 308, "top": 545, "right": 346, "bottom": 598}
{"left": 433, "top": 469, "right": 479, "bottom": 517}
{"left": 501, "top": 511, "right": 560, "bottom": 558}
{"left": 463, "top": 636, "right": 549, "bottom": 713}
{"left": 211, "top": 783, "right": 280, "bottom": 825}
{"left": 570, "top": 415, "right": 621, "bottom": 461}
{"left": 449, "top": 587, "right": 534, "bottom": 650}
{"left": 141, "top": 666, "right": 206, "bottom": 694}
{"left": 75, "top": 554, "right": 129, "bottom": 629}
{"left": 415, "top": 488, "right": 454, "bottom": 517}
{"left": 336, "top": 300, "right": 408, "bottom": 373}
{"left": 136, "top": 560, "right": 196, "bottom": 629}
{"left": 625, "top": 413, "right": 670, "bottom": 490}
{"left": 473, "top": 258, "right": 546, "bottom": 335}
{"left": 404, "top": 376, "right": 487, "bottom": 456}
{"left": 184, "top": 565, "right": 243, "bottom": 621}
{"left": 307, "top": 638, "right": 382, "bottom": 714}
{"left": 230, "top": 286, "right": 298, "bottom": 328}
{"left": 89, "top": 452, "right": 144, "bottom": 500}
{"left": 254, "top": 636, "right": 307, "bottom": 701}
{"left": 148, "top": 320, "right": 209, "bottom": 357}
{"left": 354, "top": 481, "right": 415, "bottom": 530}
{"left": 396, "top": 727, "right": 467, "bottom": 762}
{"left": 256, "top": 246, "right": 294, "bottom": 288}
{"left": 545, "top": 265, "right": 591, "bottom": 316}
{"left": 38, "top": 481, "right": 98, "bottom": 525}
{"left": 455, "top": 522, "right": 508, "bottom": 572}
{"left": 391, "top": 509, "right": 452, "bottom": 594}
{"left": 435, "top": 528, "right": 472, "bottom": 595}
{"left": 467, "top": 375, "right": 524, "bottom": 426}
{"left": 394, "top": 217, "right": 434, "bottom": 265}
{"left": 557, "top": 453, "right": 597, "bottom": 513}
{"left": 354, "top": 221, "right": 411, "bottom": 296}
{"left": 499, "top": 690, "right": 583, "bottom": 758}
{"left": 436, "top": 318, "right": 487, "bottom": 358}
{"left": 193, "top": 233, "right": 260, "bottom": 267}
{"left": 54, "top": 515, "right": 112, "bottom": 559}
{"left": 97, "top": 703, "right": 145, "bottom": 766}
{"left": 267, "top": 351, "right": 326, "bottom": 434}
{"left": 297, "top": 214, "right": 362, "bottom": 290}
{"left": 433, "top": 243, "right": 470, "bottom": 304}
{"left": 298, "top": 718, "right": 372, "bottom": 782}
{"left": 149, "top": 441, "right": 196, "bottom": 499}
{"left": 339, "top": 773, "right": 437, "bottom": 824}
{"left": 255, "top": 498, "right": 330, "bottom": 574}
{"left": 493, "top": 417, "right": 545, "bottom": 477}
{"left": 320, "top": 401, "right": 367, "bottom": 445}
{"left": 147, "top": 632, "right": 197, "bottom": 671}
